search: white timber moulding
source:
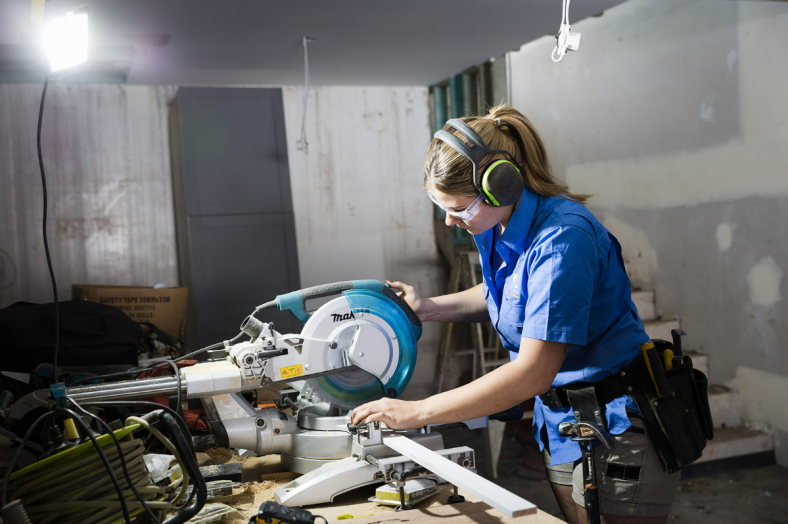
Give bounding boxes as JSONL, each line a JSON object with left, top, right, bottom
{"left": 382, "top": 435, "right": 537, "bottom": 518}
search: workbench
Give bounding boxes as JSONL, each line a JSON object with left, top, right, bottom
{"left": 199, "top": 450, "right": 563, "bottom": 523}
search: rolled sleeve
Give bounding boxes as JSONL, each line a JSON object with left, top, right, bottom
{"left": 521, "top": 226, "right": 599, "bottom": 345}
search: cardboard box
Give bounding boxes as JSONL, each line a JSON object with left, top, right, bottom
{"left": 72, "top": 284, "right": 188, "bottom": 340}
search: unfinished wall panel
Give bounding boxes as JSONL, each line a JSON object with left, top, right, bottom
{"left": 508, "top": 0, "right": 788, "bottom": 385}
{"left": 282, "top": 86, "right": 443, "bottom": 400}
{"left": 0, "top": 84, "right": 178, "bottom": 309}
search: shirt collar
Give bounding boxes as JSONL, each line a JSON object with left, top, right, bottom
{"left": 499, "top": 188, "right": 539, "bottom": 255}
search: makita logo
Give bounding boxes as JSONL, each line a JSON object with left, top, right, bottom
{"left": 331, "top": 312, "right": 356, "bottom": 322}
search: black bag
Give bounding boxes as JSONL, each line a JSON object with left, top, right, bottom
{"left": 0, "top": 301, "right": 142, "bottom": 373}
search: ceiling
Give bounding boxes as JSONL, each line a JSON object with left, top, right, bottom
{"left": 0, "top": 0, "right": 627, "bottom": 86}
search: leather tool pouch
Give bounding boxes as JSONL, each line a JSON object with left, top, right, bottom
{"left": 618, "top": 348, "right": 714, "bottom": 474}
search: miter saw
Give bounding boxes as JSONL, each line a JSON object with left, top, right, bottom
{"left": 2, "top": 280, "right": 529, "bottom": 513}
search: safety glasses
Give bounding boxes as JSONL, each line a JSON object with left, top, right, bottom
{"left": 427, "top": 189, "right": 485, "bottom": 222}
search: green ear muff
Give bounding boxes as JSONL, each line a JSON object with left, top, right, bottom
{"left": 434, "top": 119, "right": 525, "bottom": 208}
{"left": 481, "top": 160, "right": 524, "bottom": 207}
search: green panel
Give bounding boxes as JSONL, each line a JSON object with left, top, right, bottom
{"left": 462, "top": 71, "right": 479, "bottom": 116}
{"left": 11, "top": 424, "right": 140, "bottom": 481}
{"left": 449, "top": 74, "right": 464, "bottom": 119}
{"left": 452, "top": 227, "right": 473, "bottom": 246}
{"left": 431, "top": 84, "right": 448, "bottom": 133}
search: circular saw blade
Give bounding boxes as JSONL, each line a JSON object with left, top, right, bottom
{"left": 306, "top": 368, "right": 384, "bottom": 410}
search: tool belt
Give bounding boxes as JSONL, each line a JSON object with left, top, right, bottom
{"left": 539, "top": 339, "right": 714, "bottom": 474}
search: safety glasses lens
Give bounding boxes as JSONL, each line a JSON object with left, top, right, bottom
{"left": 427, "top": 190, "right": 483, "bottom": 221}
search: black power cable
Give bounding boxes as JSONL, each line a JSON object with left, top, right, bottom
{"left": 1, "top": 411, "right": 51, "bottom": 508}
{"left": 68, "top": 333, "right": 245, "bottom": 388}
{"left": 36, "top": 75, "right": 61, "bottom": 385}
{"left": 173, "top": 333, "right": 242, "bottom": 363}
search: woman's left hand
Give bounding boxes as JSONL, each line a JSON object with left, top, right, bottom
{"left": 350, "top": 398, "right": 426, "bottom": 430}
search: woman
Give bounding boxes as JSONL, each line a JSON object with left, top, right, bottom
{"left": 350, "top": 106, "right": 680, "bottom": 523}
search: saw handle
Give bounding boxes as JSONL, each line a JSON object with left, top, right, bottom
{"left": 299, "top": 281, "right": 357, "bottom": 307}
{"left": 381, "top": 284, "right": 422, "bottom": 329}
{"left": 275, "top": 280, "right": 421, "bottom": 327}
{"left": 276, "top": 281, "right": 358, "bottom": 322}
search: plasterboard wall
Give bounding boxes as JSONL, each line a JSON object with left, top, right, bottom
{"left": 507, "top": 0, "right": 788, "bottom": 385}
{"left": 0, "top": 84, "right": 180, "bottom": 307}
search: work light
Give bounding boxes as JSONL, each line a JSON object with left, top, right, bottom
{"left": 43, "top": 6, "right": 90, "bottom": 77}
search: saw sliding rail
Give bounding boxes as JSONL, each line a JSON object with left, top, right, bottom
{"left": 65, "top": 377, "right": 185, "bottom": 402}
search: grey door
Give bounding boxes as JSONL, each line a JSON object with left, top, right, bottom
{"left": 171, "top": 88, "right": 301, "bottom": 349}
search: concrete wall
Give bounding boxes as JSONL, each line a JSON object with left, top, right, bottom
{"left": 0, "top": 83, "right": 441, "bottom": 398}
{"left": 507, "top": 0, "right": 788, "bottom": 386}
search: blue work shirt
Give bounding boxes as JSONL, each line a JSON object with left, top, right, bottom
{"left": 473, "top": 189, "right": 649, "bottom": 466}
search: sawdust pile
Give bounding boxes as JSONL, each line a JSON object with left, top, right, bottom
{"left": 204, "top": 447, "right": 237, "bottom": 462}
{"left": 217, "top": 480, "right": 293, "bottom": 522}
{"left": 197, "top": 448, "right": 285, "bottom": 482}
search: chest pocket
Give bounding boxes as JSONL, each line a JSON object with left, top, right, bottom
{"left": 499, "top": 298, "right": 525, "bottom": 327}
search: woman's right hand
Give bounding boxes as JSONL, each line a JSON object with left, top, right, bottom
{"left": 386, "top": 280, "right": 432, "bottom": 321}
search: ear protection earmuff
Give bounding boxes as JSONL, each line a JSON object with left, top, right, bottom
{"left": 434, "top": 118, "right": 524, "bottom": 207}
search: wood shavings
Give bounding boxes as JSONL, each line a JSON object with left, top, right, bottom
{"left": 216, "top": 480, "right": 293, "bottom": 522}
{"left": 197, "top": 449, "right": 286, "bottom": 482}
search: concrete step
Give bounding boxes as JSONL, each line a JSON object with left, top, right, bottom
{"left": 643, "top": 318, "right": 680, "bottom": 341}
{"left": 708, "top": 385, "right": 741, "bottom": 428}
{"left": 682, "top": 425, "right": 776, "bottom": 479}
{"left": 685, "top": 351, "right": 709, "bottom": 379}
{"left": 631, "top": 290, "right": 656, "bottom": 321}
{"left": 696, "top": 426, "right": 773, "bottom": 464}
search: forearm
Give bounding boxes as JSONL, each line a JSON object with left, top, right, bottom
{"left": 418, "top": 362, "right": 534, "bottom": 424}
{"left": 418, "top": 338, "right": 568, "bottom": 425}
{"left": 420, "top": 284, "right": 489, "bottom": 323}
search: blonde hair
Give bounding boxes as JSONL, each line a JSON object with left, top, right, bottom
{"left": 423, "top": 106, "right": 589, "bottom": 204}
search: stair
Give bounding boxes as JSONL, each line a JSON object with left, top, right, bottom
{"left": 685, "top": 351, "right": 709, "bottom": 379}
{"left": 634, "top": 288, "right": 776, "bottom": 478}
{"left": 642, "top": 318, "right": 680, "bottom": 342}
{"left": 682, "top": 426, "right": 776, "bottom": 479}
{"left": 708, "top": 385, "right": 741, "bottom": 428}
{"left": 631, "top": 290, "right": 656, "bottom": 321}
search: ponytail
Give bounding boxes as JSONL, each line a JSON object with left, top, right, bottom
{"left": 424, "top": 105, "right": 590, "bottom": 204}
